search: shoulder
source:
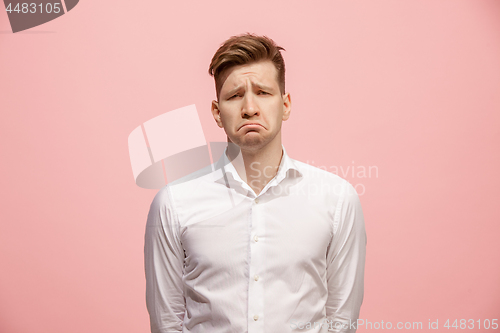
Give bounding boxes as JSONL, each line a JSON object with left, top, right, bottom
{"left": 147, "top": 185, "right": 175, "bottom": 225}
{"left": 338, "top": 180, "right": 365, "bottom": 230}
{"left": 293, "top": 159, "right": 346, "bottom": 182}
{"left": 150, "top": 184, "right": 172, "bottom": 208}
{"left": 152, "top": 162, "right": 222, "bottom": 205}
{"left": 148, "top": 163, "right": 230, "bottom": 226}
{"left": 291, "top": 158, "right": 350, "bottom": 196}
{"left": 343, "top": 180, "right": 361, "bottom": 204}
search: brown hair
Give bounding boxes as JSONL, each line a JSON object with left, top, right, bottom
{"left": 208, "top": 33, "right": 286, "bottom": 100}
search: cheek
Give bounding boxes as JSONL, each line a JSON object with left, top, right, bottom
{"left": 220, "top": 113, "right": 236, "bottom": 130}
{"left": 271, "top": 102, "right": 285, "bottom": 120}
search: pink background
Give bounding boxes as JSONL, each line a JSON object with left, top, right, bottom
{"left": 1, "top": 0, "right": 499, "bottom": 332}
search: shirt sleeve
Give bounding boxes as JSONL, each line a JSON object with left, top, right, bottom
{"left": 325, "top": 181, "right": 367, "bottom": 332}
{"left": 144, "top": 186, "right": 185, "bottom": 333}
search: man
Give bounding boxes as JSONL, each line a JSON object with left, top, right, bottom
{"left": 144, "top": 33, "right": 366, "bottom": 333}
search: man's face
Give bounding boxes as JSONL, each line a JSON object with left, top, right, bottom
{"left": 211, "top": 60, "right": 291, "bottom": 152}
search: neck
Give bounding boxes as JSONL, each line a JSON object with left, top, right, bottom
{"left": 227, "top": 137, "right": 283, "bottom": 195}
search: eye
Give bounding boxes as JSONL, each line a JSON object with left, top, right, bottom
{"left": 258, "top": 90, "right": 269, "bottom": 95}
{"left": 228, "top": 93, "right": 241, "bottom": 100}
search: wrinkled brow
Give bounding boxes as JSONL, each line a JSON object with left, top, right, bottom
{"left": 225, "top": 82, "right": 275, "bottom": 97}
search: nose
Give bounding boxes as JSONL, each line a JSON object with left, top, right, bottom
{"left": 241, "top": 93, "right": 259, "bottom": 118}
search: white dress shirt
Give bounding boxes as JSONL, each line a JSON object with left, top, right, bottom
{"left": 144, "top": 145, "right": 366, "bottom": 333}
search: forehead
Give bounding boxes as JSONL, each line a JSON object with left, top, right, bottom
{"left": 221, "top": 60, "right": 279, "bottom": 90}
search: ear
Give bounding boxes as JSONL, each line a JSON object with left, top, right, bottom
{"left": 211, "top": 100, "right": 224, "bottom": 128}
{"left": 282, "top": 92, "right": 291, "bottom": 121}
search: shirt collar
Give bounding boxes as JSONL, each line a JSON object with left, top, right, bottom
{"left": 213, "top": 144, "right": 303, "bottom": 191}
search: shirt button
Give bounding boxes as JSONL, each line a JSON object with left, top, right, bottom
{"left": 253, "top": 314, "right": 259, "bottom": 321}
{"left": 254, "top": 235, "right": 259, "bottom": 242}
{"left": 254, "top": 275, "right": 259, "bottom": 281}
{"left": 255, "top": 198, "right": 259, "bottom": 204}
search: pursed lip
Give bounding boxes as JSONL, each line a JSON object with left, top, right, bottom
{"left": 238, "top": 122, "right": 265, "bottom": 130}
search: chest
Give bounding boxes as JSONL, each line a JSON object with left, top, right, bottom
{"left": 179, "top": 194, "right": 334, "bottom": 274}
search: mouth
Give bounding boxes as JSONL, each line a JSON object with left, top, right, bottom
{"left": 239, "top": 123, "right": 264, "bottom": 131}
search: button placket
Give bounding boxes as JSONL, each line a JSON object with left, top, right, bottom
{"left": 248, "top": 196, "right": 265, "bottom": 332}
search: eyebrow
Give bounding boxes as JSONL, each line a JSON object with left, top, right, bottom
{"left": 225, "top": 83, "right": 275, "bottom": 97}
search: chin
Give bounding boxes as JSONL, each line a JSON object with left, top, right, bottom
{"left": 241, "top": 137, "right": 270, "bottom": 151}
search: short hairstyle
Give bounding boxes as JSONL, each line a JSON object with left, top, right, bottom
{"left": 208, "top": 33, "right": 286, "bottom": 100}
